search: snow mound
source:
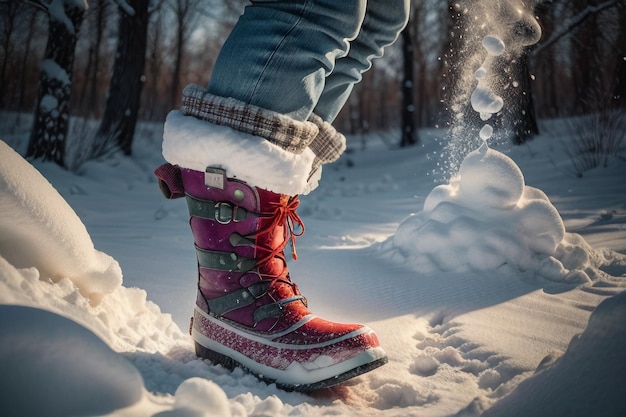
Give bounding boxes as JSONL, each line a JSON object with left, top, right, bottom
{"left": 482, "top": 291, "right": 626, "bottom": 417}
{"left": 389, "top": 143, "right": 598, "bottom": 283}
{"left": 173, "top": 378, "right": 232, "bottom": 417}
{"left": 0, "top": 140, "right": 121, "bottom": 302}
{"left": 0, "top": 142, "right": 226, "bottom": 416}
{"left": 0, "top": 305, "right": 144, "bottom": 417}
{"left": 0, "top": 140, "right": 186, "bottom": 352}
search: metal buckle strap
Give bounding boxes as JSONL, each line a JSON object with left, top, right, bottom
{"left": 207, "top": 282, "right": 270, "bottom": 317}
{"left": 186, "top": 195, "right": 248, "bottom": 224}
{"left": 253, "top": 296, "right": 306, "bottom": 324}
{"left": 195, "top": 246, "right": 257, "bottom": 272}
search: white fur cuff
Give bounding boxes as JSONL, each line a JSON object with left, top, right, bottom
{"left": 162, "top": 111, "right": 319, "bottom": 196}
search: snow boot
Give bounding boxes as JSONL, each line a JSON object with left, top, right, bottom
{"left": 155, "top": 163, "right": 387, "bottom": 391}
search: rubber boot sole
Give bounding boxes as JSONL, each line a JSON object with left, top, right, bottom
{"left": 194, "top": 341, "right": 388, "bottom": 392}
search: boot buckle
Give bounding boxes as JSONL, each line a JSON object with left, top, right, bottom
{"left": 214, "top": 202, "right": 234, "bottom": 224}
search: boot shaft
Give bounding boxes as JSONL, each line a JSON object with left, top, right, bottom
{"left": 180, "top": 167, "right": 294, "bottom": 275}
{"left": 159, "top": 165, "right": 305, "bottom": 331}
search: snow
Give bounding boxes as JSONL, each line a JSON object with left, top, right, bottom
{"left": 45, "top": 0, "right": 87, "bottom": 36}
{"left": 0, "top": 141, "right": 122, "bottom": 300}
{"left": 479, "top": 124, "right": 493, "bottom": 140}
{"left": 1, "top": 117, "right": 625, "bottom": 415}
{"left": 386, "top": 142, "right": 583, "bottom": 282}
{"left": 0, "top": 305, "right": 143, "bottom": 417}
{"left": 41, "top": 59, "right": 71, "bottom": 86}
{"left": 39, "top": 94, "right": 59, "bottom": 113}
{"left": 481, "top": 36, "right": 505, "bottom": 56}
{"left": 1, "top": 1, "right": 625, "bottom": 414}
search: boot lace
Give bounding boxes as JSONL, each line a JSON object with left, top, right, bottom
{"left": 252, "top": 196, "right": 305, "bottom": 285}
{"left": 247, "top": 196, "right": 309, "bottom": 327}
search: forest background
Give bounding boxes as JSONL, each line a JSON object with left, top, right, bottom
{"left": 0, "top": 0, "right": 624, "bottom": 170}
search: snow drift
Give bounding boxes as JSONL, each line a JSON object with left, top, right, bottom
{"left": 387, "top": 142, "right": 607, "bottom": 284}
{"left": 0, "top": 140, "right": 121, "bottom": 302}
{"left": 0, "top": 118, "right": 625, "bottom": 417}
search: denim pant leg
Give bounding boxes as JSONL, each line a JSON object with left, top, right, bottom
{"left": 207, "top": 0, "right": 367, "bottom": 122}
{"left": 313, "top": 0, "right": 410, "bottom": 122}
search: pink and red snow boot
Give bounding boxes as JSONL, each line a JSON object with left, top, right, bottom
{"left": 157, "top": 84, "right": 387, "bottom": 390}
{"left": 155, "top": 163, "right": 387, "bottom": 391}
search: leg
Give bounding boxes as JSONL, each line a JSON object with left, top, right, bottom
{"left": 208, "top": 0, "right": 367, "bottom": 122}
{"left": 305, "top": 0, "right": 409, "bottom": 169}
{"left": 156, "top": 0, "right": 394, "bottom": 390}
{"left": 313, "top": 0, "right": 410, "bottom": 122}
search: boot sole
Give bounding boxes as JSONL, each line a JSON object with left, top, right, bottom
{"left": 194, "top": 341, "right": 388, "bottom": 392}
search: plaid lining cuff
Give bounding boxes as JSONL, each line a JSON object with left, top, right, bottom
{"left": 180, "top": 84, "right": 318, "bottom": 154}
{"left": 307, "top": 113, "right": 347, "bottom": 169}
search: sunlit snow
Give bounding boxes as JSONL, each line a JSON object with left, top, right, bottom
{"left": 1, "top": 0, "right": 625, "bottom": 415}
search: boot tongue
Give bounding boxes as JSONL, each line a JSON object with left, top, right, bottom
{"left": 258, "top": 256, "right": 289, "bottom": 279}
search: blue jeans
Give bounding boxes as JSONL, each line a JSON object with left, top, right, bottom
{"left": 207, "top": 0, "right": 409, "bottom": 123}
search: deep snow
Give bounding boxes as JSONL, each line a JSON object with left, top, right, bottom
{"left": 1, "top": 113, "right": 625, "bottom": 416}
{"left": 1, "top": 1, "right": 625, "bottom": 413}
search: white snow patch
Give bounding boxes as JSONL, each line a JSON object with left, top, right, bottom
{"left": 0, "top": 140, "right": 121, "bottom": 301}
{"left": 471, "top": 82, "right": 504, "bottom": 115}
{"left": 482, "top": 35, "right": 506, "bottom": 56}
{"left": 39, "top": 94, "right": 59, "bottom": 113}
{"left": 0, "top": 305, "right": 143, "bottom": 417}
{"left": 41, "top": 58, "right": 71, "bottom": 86}
{"left": 389, "top": 142, "right": 595, "bottom": 283}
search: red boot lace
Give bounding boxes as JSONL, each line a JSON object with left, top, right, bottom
{"left": 253, "top": 195, "right": 305, "bottom": 284}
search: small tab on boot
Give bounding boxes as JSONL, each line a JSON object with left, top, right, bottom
{"left": 154, "top": 163, "right": 185, "bottom": 199}
{"left": 205, "top": 167, "right": 226, "bottom": 190}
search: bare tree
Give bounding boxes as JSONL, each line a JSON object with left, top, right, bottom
{"left": 400, "top": 25, "right": 417, "bottom": 147}
{"left": 0, "top": 0, "right": 21, "bottom": 109}
{"left": 143, "top": 0, "right": 166, "bottom": 120}
{"left": 610, "top": 1, "right": 626, "bottom": 109}
{"left": 93, "top": 0, "right": 149, "bottom": 156}
{"left": 531, "top": 0, "right": 623, "bottom": 116}
{"left": 168, "top": 0, "right": 202, "bottom": 109}
{"left": 77, "top": 0, "right": 110, "bottom": 118}
{"left": 15, "top": 8, "right": 42, "bottom": 123}
{"left": 26, "top": 0, "right": 87, "bottom": 167}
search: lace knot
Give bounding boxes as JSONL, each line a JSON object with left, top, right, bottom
{"left": 254, "top": 195, "right": 305, "bottom": 271}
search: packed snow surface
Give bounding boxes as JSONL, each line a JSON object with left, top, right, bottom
{"left": 0, "top": 305, "right": 143, "bottom": 417}
{"left": 1, "top": 1, "right": 625, "bottom": 415}
{"left": 1, "top": 123, "right": 625, "bottom": 416}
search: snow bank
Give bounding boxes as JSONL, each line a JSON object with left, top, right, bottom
{"left": 0, "top": 141, "right": 236, "bottom": 415}
{"left": 481, "top": 291, "right": 626, "bottom": 417}
{"left": 0, "top": 140, "right": 121, "bottom": 302}
{"left": 0, "top": 140, "right": 186, "bottom": 352}
{"left": 0, "top": 305, "right": 143, "bottom": 417}
{"left": 1, "top": 120, "right": 624, "bottom": 416}
{"left": 389, "top": 142, "right": 600, "bottom": 283}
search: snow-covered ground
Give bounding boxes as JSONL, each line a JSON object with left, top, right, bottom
{"left": 1, "top": 111, "right": 625, "bottom": 416}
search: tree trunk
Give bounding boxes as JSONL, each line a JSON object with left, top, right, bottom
{"left": 27, "top": 0, "right": 86, "bottom": 167}
{"left": 94, "top": 0, "right": 149, "bottom": 156}
{"left": 400, "top": 27, "right": 417, "bottom": 147}
{"left": 78, "top": 0, "right": 108, "bottom": 118}
{"left": 16, "top": 8, "right": 39, "bottom": 124}
{"left": 512, "top": 51, "right": 539, "bottom": 144}
{"left": 145, "top": 2, "right": 165, "bottom": 120}
{"left": 0, "top": 0, "right": 20, "bottom": 109}
{"left": 88, "top": 0, "right": 107, "bottom": 117}
{"left": 170, "top": 20, "right": 184, "bottom": 110}
{"left": 610, "top": 2, "right": 626, "bottom": 109}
